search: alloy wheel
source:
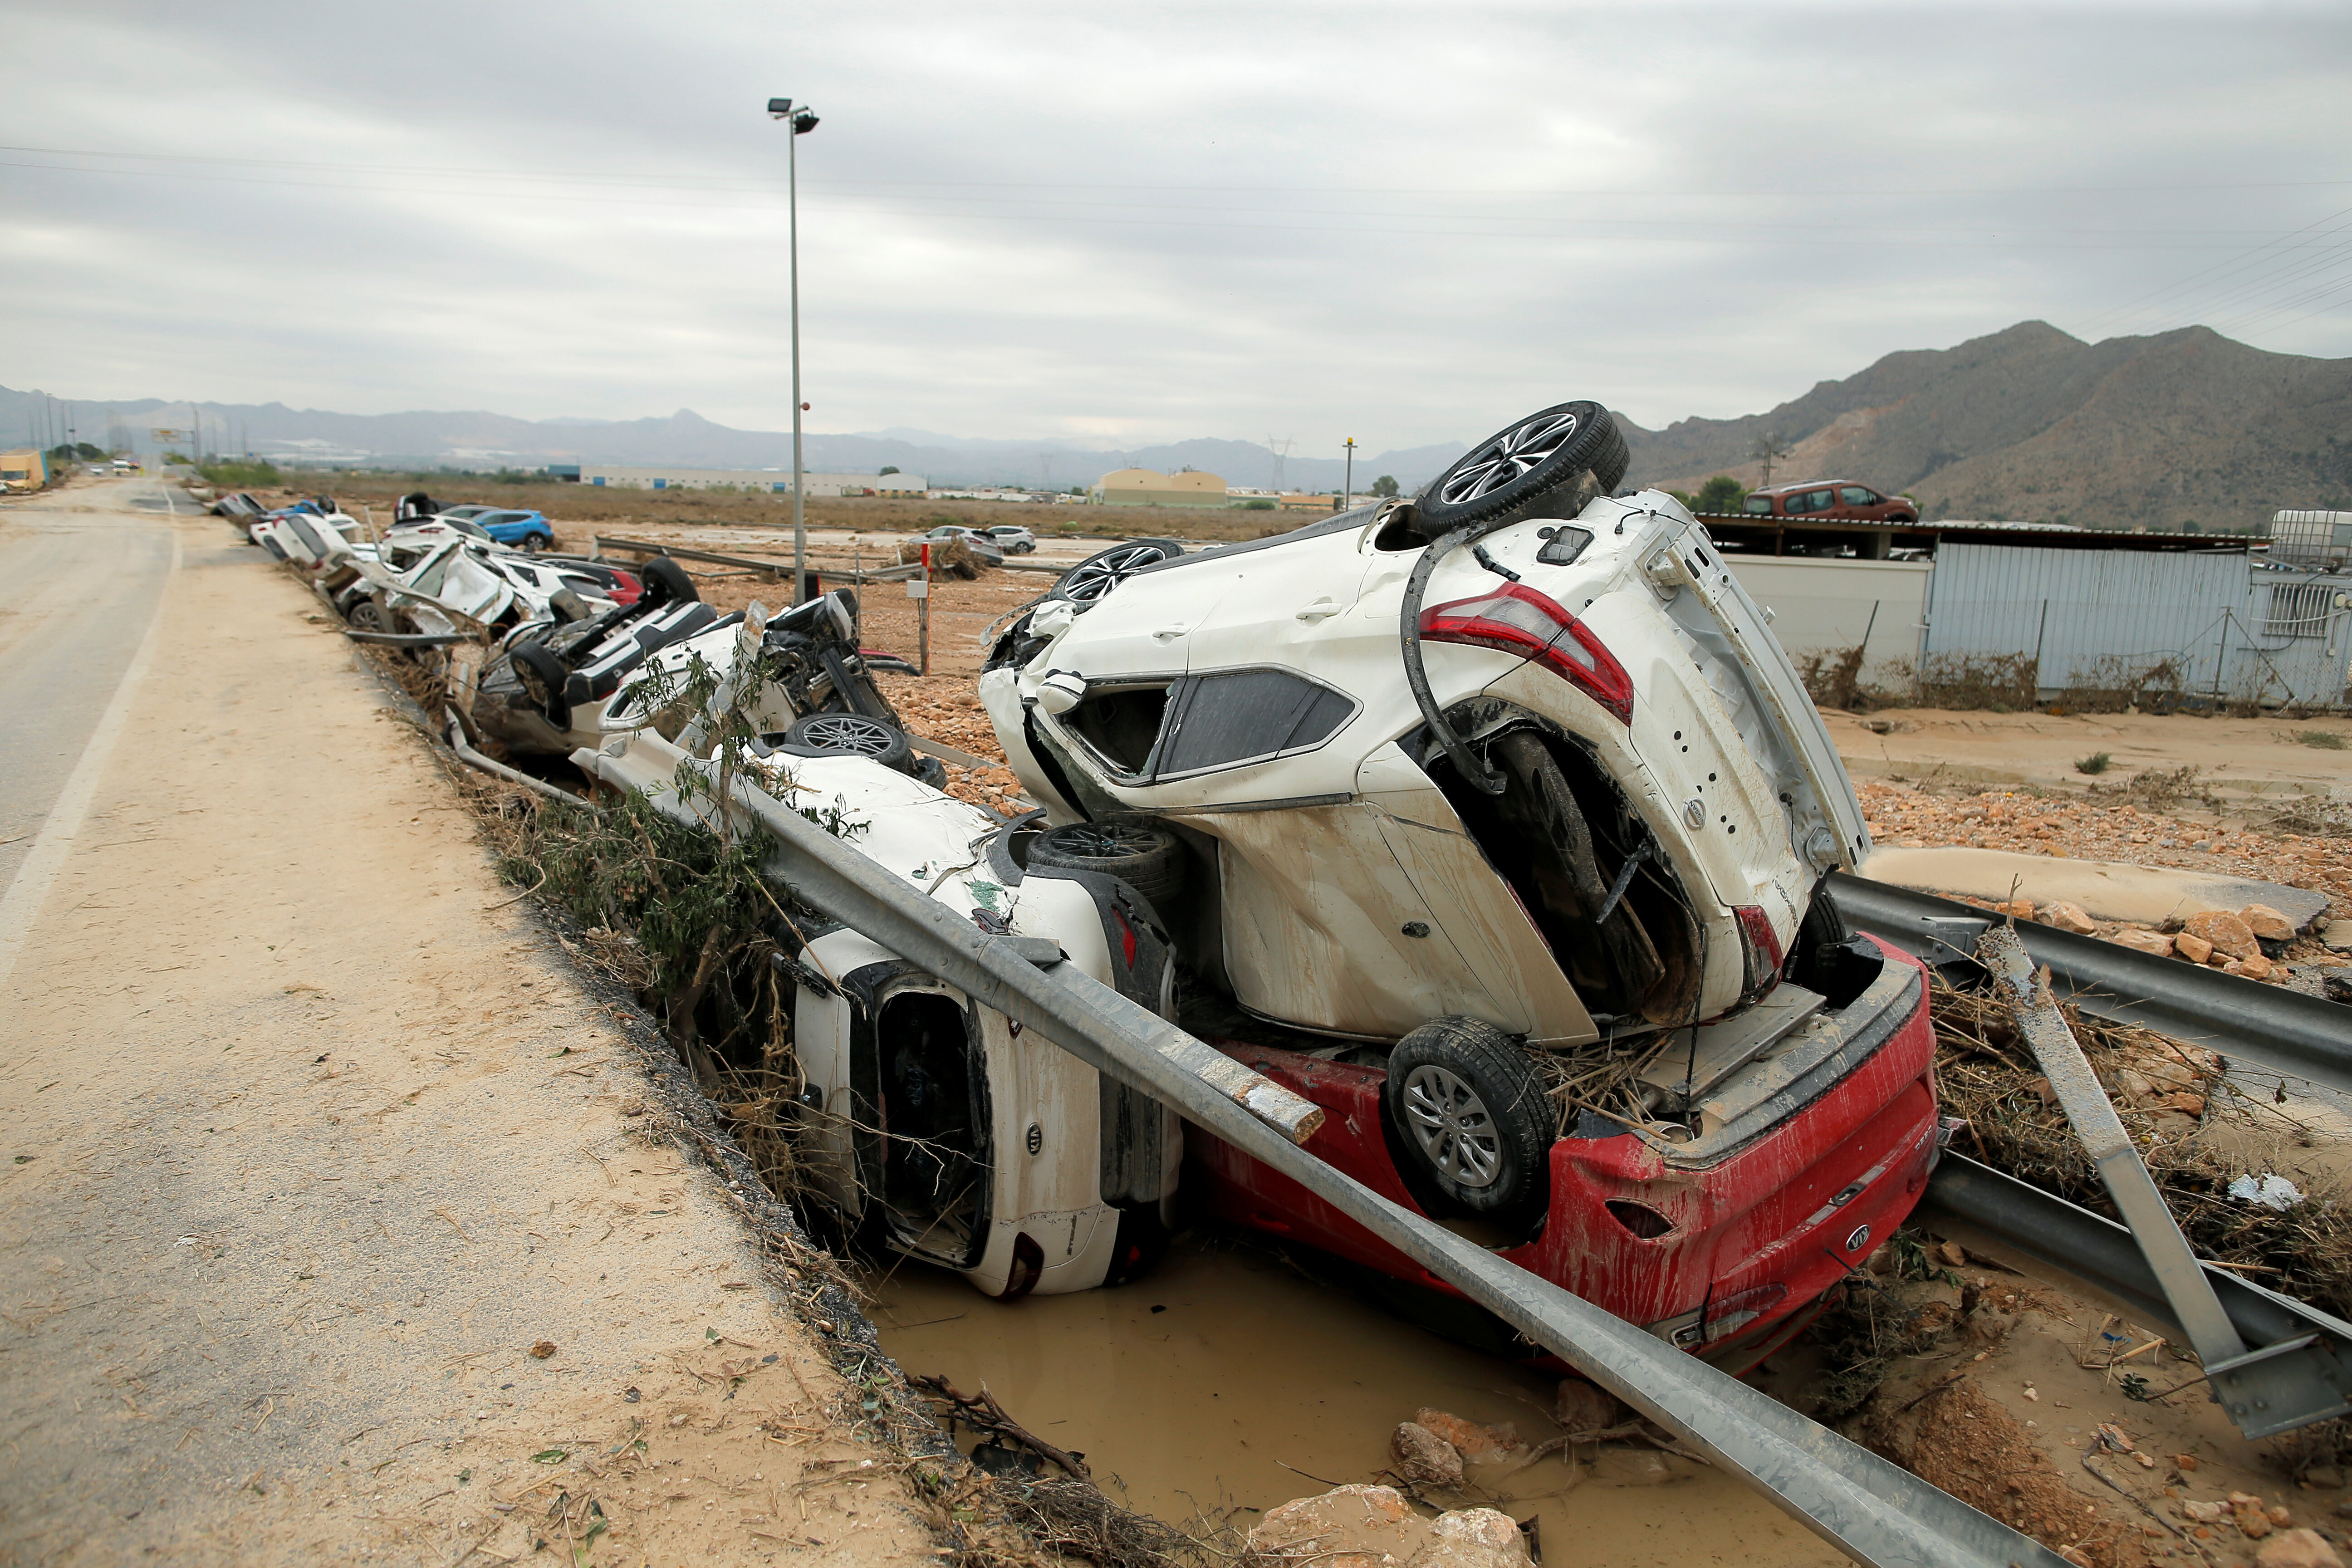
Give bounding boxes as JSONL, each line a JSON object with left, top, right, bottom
{"left": 1436, "top": 410, "right": 1583, "bottom": 509}
{"left": 1399, "top": 1064, "right": 1502, "bottom": 1188}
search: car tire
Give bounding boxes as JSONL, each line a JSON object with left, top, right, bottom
{"left": 1047, "top": 538, "right": 1184, "bottom": 609}
{"left": 776, "top": 711, "right": 913, "bottom": 771}
{"left": 1383, "top": 1016, "right": 1552, "bottom": 1223}
{"left": 511, "top": 642, "right": 573, "bottom": 730}
{"left": 1025, "top": 821, "right": 1186, "bottom": 908}
{"left": 521, "top": 534, "right": 548, "bottom": 554}
{"left": 1416, "top": 401, "right": 1631, "bottom": 531}
{"left": 639, "top": 556, "right": 699, "bottom": 608}
{"left": 347, "top": 600, "right": 392, "bottom": 632}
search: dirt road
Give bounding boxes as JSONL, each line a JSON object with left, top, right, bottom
{"left": 0, "top": 482, "right": 937, "bottom": 1566}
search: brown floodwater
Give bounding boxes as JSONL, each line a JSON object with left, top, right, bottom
{"left": 868, "top": 1234, "right": 1843, "bottom": 1568}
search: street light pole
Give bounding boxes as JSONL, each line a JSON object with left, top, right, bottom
{"left": 1343, "top": 436, "right": 1356, "bottom": 509}
{"left": 768, "top": 96, "right": 821, "bottom": 603}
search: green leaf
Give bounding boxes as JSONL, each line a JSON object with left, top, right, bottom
{"left": 532, "top": 1449, "right": 569, "bottom": 1464}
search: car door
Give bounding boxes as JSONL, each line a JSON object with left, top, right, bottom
{"left": 1838, "top": 485, "right": 1880, "bottom": 519}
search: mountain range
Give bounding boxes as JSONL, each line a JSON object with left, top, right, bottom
{"left": 1619, "top": 322, "right": 2352, "bottom": 530}
{"left": 9, "top": 322, "right": 2346, "bottom": 527}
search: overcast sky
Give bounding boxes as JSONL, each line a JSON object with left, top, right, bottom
{"left": 3, "top": 0, "right": 2347, "bottom": 455}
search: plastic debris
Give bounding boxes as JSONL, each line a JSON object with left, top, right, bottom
{"left": 2228, "top": 1174, "right": 2304, "bottom": 1211}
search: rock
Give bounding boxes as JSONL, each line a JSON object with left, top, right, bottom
{"left": 1998, "top": 899, "right": 2037, "bottom": 921}
{"left": 1413, "top": 1409, "right": 1521, "bottom": 1464}
{"left": 2323, "top": 919, "right": 2352, "bottom": 955}
{"left": 2239, "top": 953, "right": 2276, "bottom": 981}
{"left": 2177, "top": 1454, "right": 2199, "bottom": 1471}
{"left": 2175, "top": 932, "right": 2216, "bottom": 965}
{"left": 2044, "top": 900, "right": 2099, "bottom": 935}
{"left": 2257, "top": 1529, "right": 2343, "bottom": 1568}
{"left": 2301, "top": 1465, "right": 2344, "bottom": 1489}
{"left": 1936, "top": 1240, "right": 1967, "bottom": 1267}
{"left": 2242, "top": 904, "right": 2297, "bottom": 941}
{"left": 2325, "top": 970, "right": 2352, "bottom": 1006}
{"left": 2234, "top": 1491, "right": 2277, "bottom": 1539}
{"left": 1391, "top": 1422, "right": 1465, "bottom": 1489}
{"left": 1407, "top": 1508, "right": 1534, "bottom": 1568}
{"left": 2183, "top": 910, "right": 2259, "bottom": 960}
{"left": 2114, "top": 927, "right": 2176, "bottom": 957}
{"left": 1254, "top": 1485, "right": 1429, "bottom": 1568}
{"left": 1553, "top": 1377, "right": 1623, "bottom": 1433}
{"left": 2186, "top": 1500, "right": 2230, "bottom": 1523}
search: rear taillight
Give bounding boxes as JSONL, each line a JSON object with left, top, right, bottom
{"left": 1734, "top": 905, "right": 1784, "bottom": 1000}
{"left": 1419, "top": 583, "right": 1633, "bottom": 725}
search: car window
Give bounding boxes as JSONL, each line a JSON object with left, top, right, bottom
{"left": 1840, "top": 486, "right": 1877, "bottom": 506}
{"left": 1156, "top": 668, "right": 1356, "bottom": 779}
{"left": 410, "top": 550, "right": 454, "bottom": 596}
{"left": 1799, "top": 489, "right": 1834, "bottom": 513}
{"left": 1743, "top": 495, "right": 1774, "bottom": 514}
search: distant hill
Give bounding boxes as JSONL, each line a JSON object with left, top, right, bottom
{"left": 12, "top": 321, "right": 2345, "bottom": 525}
{"left": 0, "top": 392, "right": 1461, "bottom": 494}
{"left": 1618, "top": 322, "right": 2352, "bottom": 532}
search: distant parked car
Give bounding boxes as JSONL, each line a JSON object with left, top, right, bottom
{"left": 914, "top": 524, "right": 1006, "bottom": 567}
{"left": 470, "top": 508, "right": 557, "bottom": 551}
{"left": 983, "top": 525, "right": 1038, "bottom": 554}
{"left": 1742, "top": 480, "right": 1917, "bottom": 525}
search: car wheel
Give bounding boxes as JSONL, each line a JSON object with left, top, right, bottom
{"left": 1383, "top": 1016, "right": 1552, "bottom": 1223}
{"left": 639, "top": 556, "right": 699, "bottom": 608}
{"left": 1048, "top": 538, "right": 1184, "bottom": 609}
{"left": 777, "top": 711, "right": 913, "bottom": 771}
{"left": 348, "top": 600, "right": 392, "bottom": 632}
{"left": 1025, "top": 821, "right": 1186, "bottom": 908}
{"left": 521, "top": 534, "right": 548, "bottom": 553}
{"left": 511, "top": 642, "right": 573, "bottom": 730}
{"left": 1416, "top": 401, "right": 1631, "bottom": 531}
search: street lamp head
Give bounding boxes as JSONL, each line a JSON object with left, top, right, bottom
{"left": 767, "top": 96, "right": 793, "bottom": 117}
{"left": 791, "top": 109, "right": 819, "bottom": 134}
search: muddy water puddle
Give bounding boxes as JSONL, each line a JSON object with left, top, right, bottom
{"left": 869, "top": 1235, "right": 1841, "bottom": 1568}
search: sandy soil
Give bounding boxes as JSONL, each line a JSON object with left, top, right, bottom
{"left": 1826, "top": 706, "right": 2352, "bottom": 799}
{"left": 0, "top": 488, "right": 938, "bottom": 1567}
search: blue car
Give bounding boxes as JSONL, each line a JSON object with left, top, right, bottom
{"left": 470, "top": 507, "right": 557, "bottom": 551}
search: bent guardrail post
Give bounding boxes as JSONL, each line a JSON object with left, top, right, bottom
{"left": 575, "top": 745, "right": 2067, "bottom": 1568}
{"left": 1918, "top": 1154, "right": 2352, "bottom": 1437}
{"left": 1831, "top": 872, "right": 2352, "bottom": 1096}
{"left": 1975, "top": 925, "right": 2339, "bottom": 1439}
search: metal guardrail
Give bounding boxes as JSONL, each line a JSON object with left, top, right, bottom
{"left": 1920, "top": 1155, "right": 2352, "bottom": 1436}
{"left": 1831, "top": 872, "right": 2352, "bottom": 1095}
{"left": 577, "top": 740, "right": 2065, "bottom": 1568}
{"left": 1975, "top": 925, "right": 2344, "bottom": 1439}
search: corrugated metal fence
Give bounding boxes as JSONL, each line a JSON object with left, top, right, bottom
{"left": 1922, "top": 544, "right": 2352, "bottom": 708}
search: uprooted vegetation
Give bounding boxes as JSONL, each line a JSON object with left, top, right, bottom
{"left": 1930, "top": 977, "right": 2352, "bottom": 1320}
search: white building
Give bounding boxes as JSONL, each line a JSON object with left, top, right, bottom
{"left": 578, "top": 465, "right": 926, "bottom": 496}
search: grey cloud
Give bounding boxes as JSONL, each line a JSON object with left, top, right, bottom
{"left": 3, "top": 0, "right": 2346, "bottom": 456}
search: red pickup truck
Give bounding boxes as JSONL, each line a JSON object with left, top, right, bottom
{"left": 1744, "top": 480, "right": 1917, "bottom": 525}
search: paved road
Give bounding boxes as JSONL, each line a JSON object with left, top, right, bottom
{"left": 0, "top": 484, "right": 932, "bottom": 1566}
{"left": 0, "top": 482, "right": 180, "bottom": 897}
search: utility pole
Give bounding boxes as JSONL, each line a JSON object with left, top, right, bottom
{"left": 1751, "top": 429, "right": 1793, "bottom": 488}
{"left": 768, "top": 96, "right": 821, "bottom": 603}
{"left": 1343, "top": 436, "right": 1356, "bottom": 509}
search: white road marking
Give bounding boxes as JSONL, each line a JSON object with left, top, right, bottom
{"left": 0, "top": 526, "right": 182, "bottom": 994}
